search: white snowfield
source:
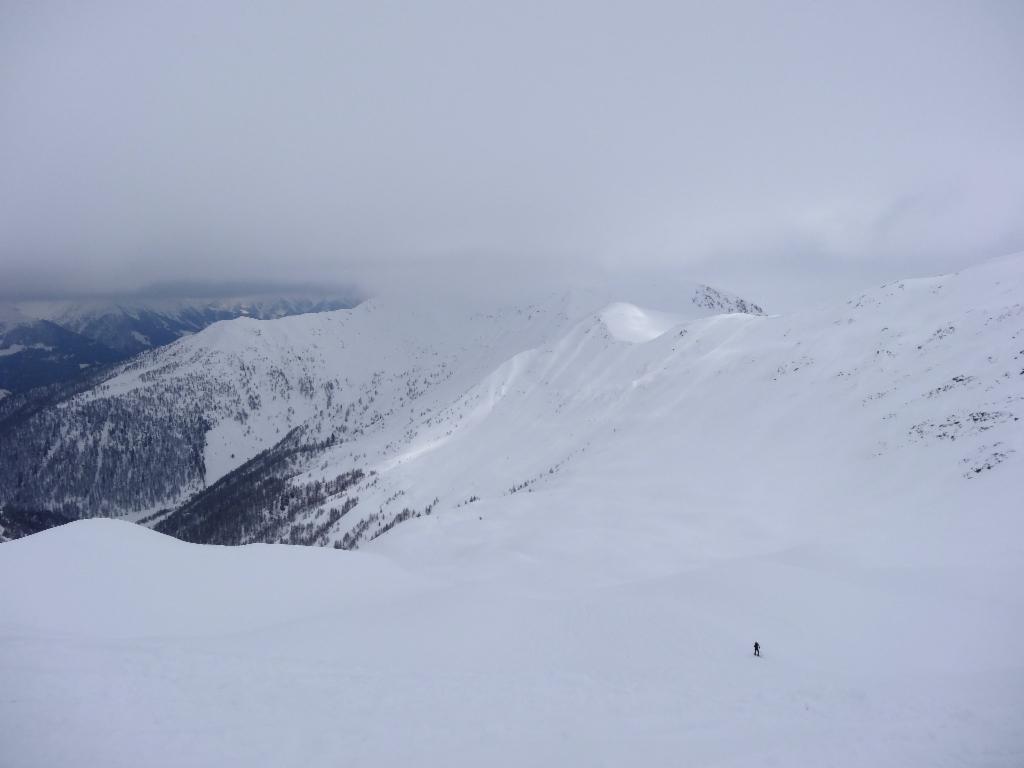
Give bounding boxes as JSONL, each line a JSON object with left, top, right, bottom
{"left": 2, "top": 257, "right": 1024, "bottom": 766}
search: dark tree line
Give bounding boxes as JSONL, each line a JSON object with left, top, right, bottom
{"left": 0, "top": 322, "right": 457, "bottom": 540}
{"left": 335, "top": 497, "right": 439, "bottom": 550}
{"left": 0, "top": 505, "right": 75, "bottom": 542}
{"left": 0, "top": 349, "right": 357, "bottom": 519}
{"left": 0, "top": 389, "right": 210, "bottom": 518}
{"left": 157, "top": 428, "right": 365, "bottom": 546}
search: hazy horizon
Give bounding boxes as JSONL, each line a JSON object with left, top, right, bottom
{"left": 2, "top": 1, "right": 1022, "bottom": 310}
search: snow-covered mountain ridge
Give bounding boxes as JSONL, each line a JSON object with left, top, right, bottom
{"left": 335, "top": 254, "right": 1022, "bottom": 568}
{"left": 1, "top": 261, "right": 1021, "bottom": 766}
{"left": 1, "top": 259, "right": 1022, "bottom": 555}
{"left": 0, "top": 280, "right": 754, "bottom": 525}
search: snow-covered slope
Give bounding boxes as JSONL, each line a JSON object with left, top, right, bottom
{"left": 0, "top": 281, "right": 756, "bottom": 521}
{"left": 0, "top": 259, "right": 1022, "bottom": 765}
{"left": 0, "top": 495, "right": 1019, "bottom": 766}
{"left": 232, "top": 253, "right": 1021, "bottom": 559}
{"left": 1, "top": 257, "right": 1021, "bottom": 548}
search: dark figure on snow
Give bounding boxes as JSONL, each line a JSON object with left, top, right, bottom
{"left": 753, "top": 641, "right": 760, "bottom": 657}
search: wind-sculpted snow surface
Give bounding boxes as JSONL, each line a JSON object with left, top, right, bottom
{"left": 1, "top": 260, "right": 1023, "bottom": 764}
{"left": 310, "top": 256, "right": 1024, "bottom": 558}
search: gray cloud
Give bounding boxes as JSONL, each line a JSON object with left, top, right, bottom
{"left": 2, "top": 0, "right": 1022, "bottom": 309}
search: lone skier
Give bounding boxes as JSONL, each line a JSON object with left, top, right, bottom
{"left": 753, "top": 641, "right": 760, "bottom": 657}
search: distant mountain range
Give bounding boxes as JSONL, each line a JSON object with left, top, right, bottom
{"left": 0, "top": 291, "right": 362, "bottom": 396}
{"left": 1, "top": 256, "right": 1019, "bottom": 551}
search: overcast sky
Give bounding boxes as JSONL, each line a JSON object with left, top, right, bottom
{"left": 1, "top": 0, "right": 1022, "bottom": 309}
